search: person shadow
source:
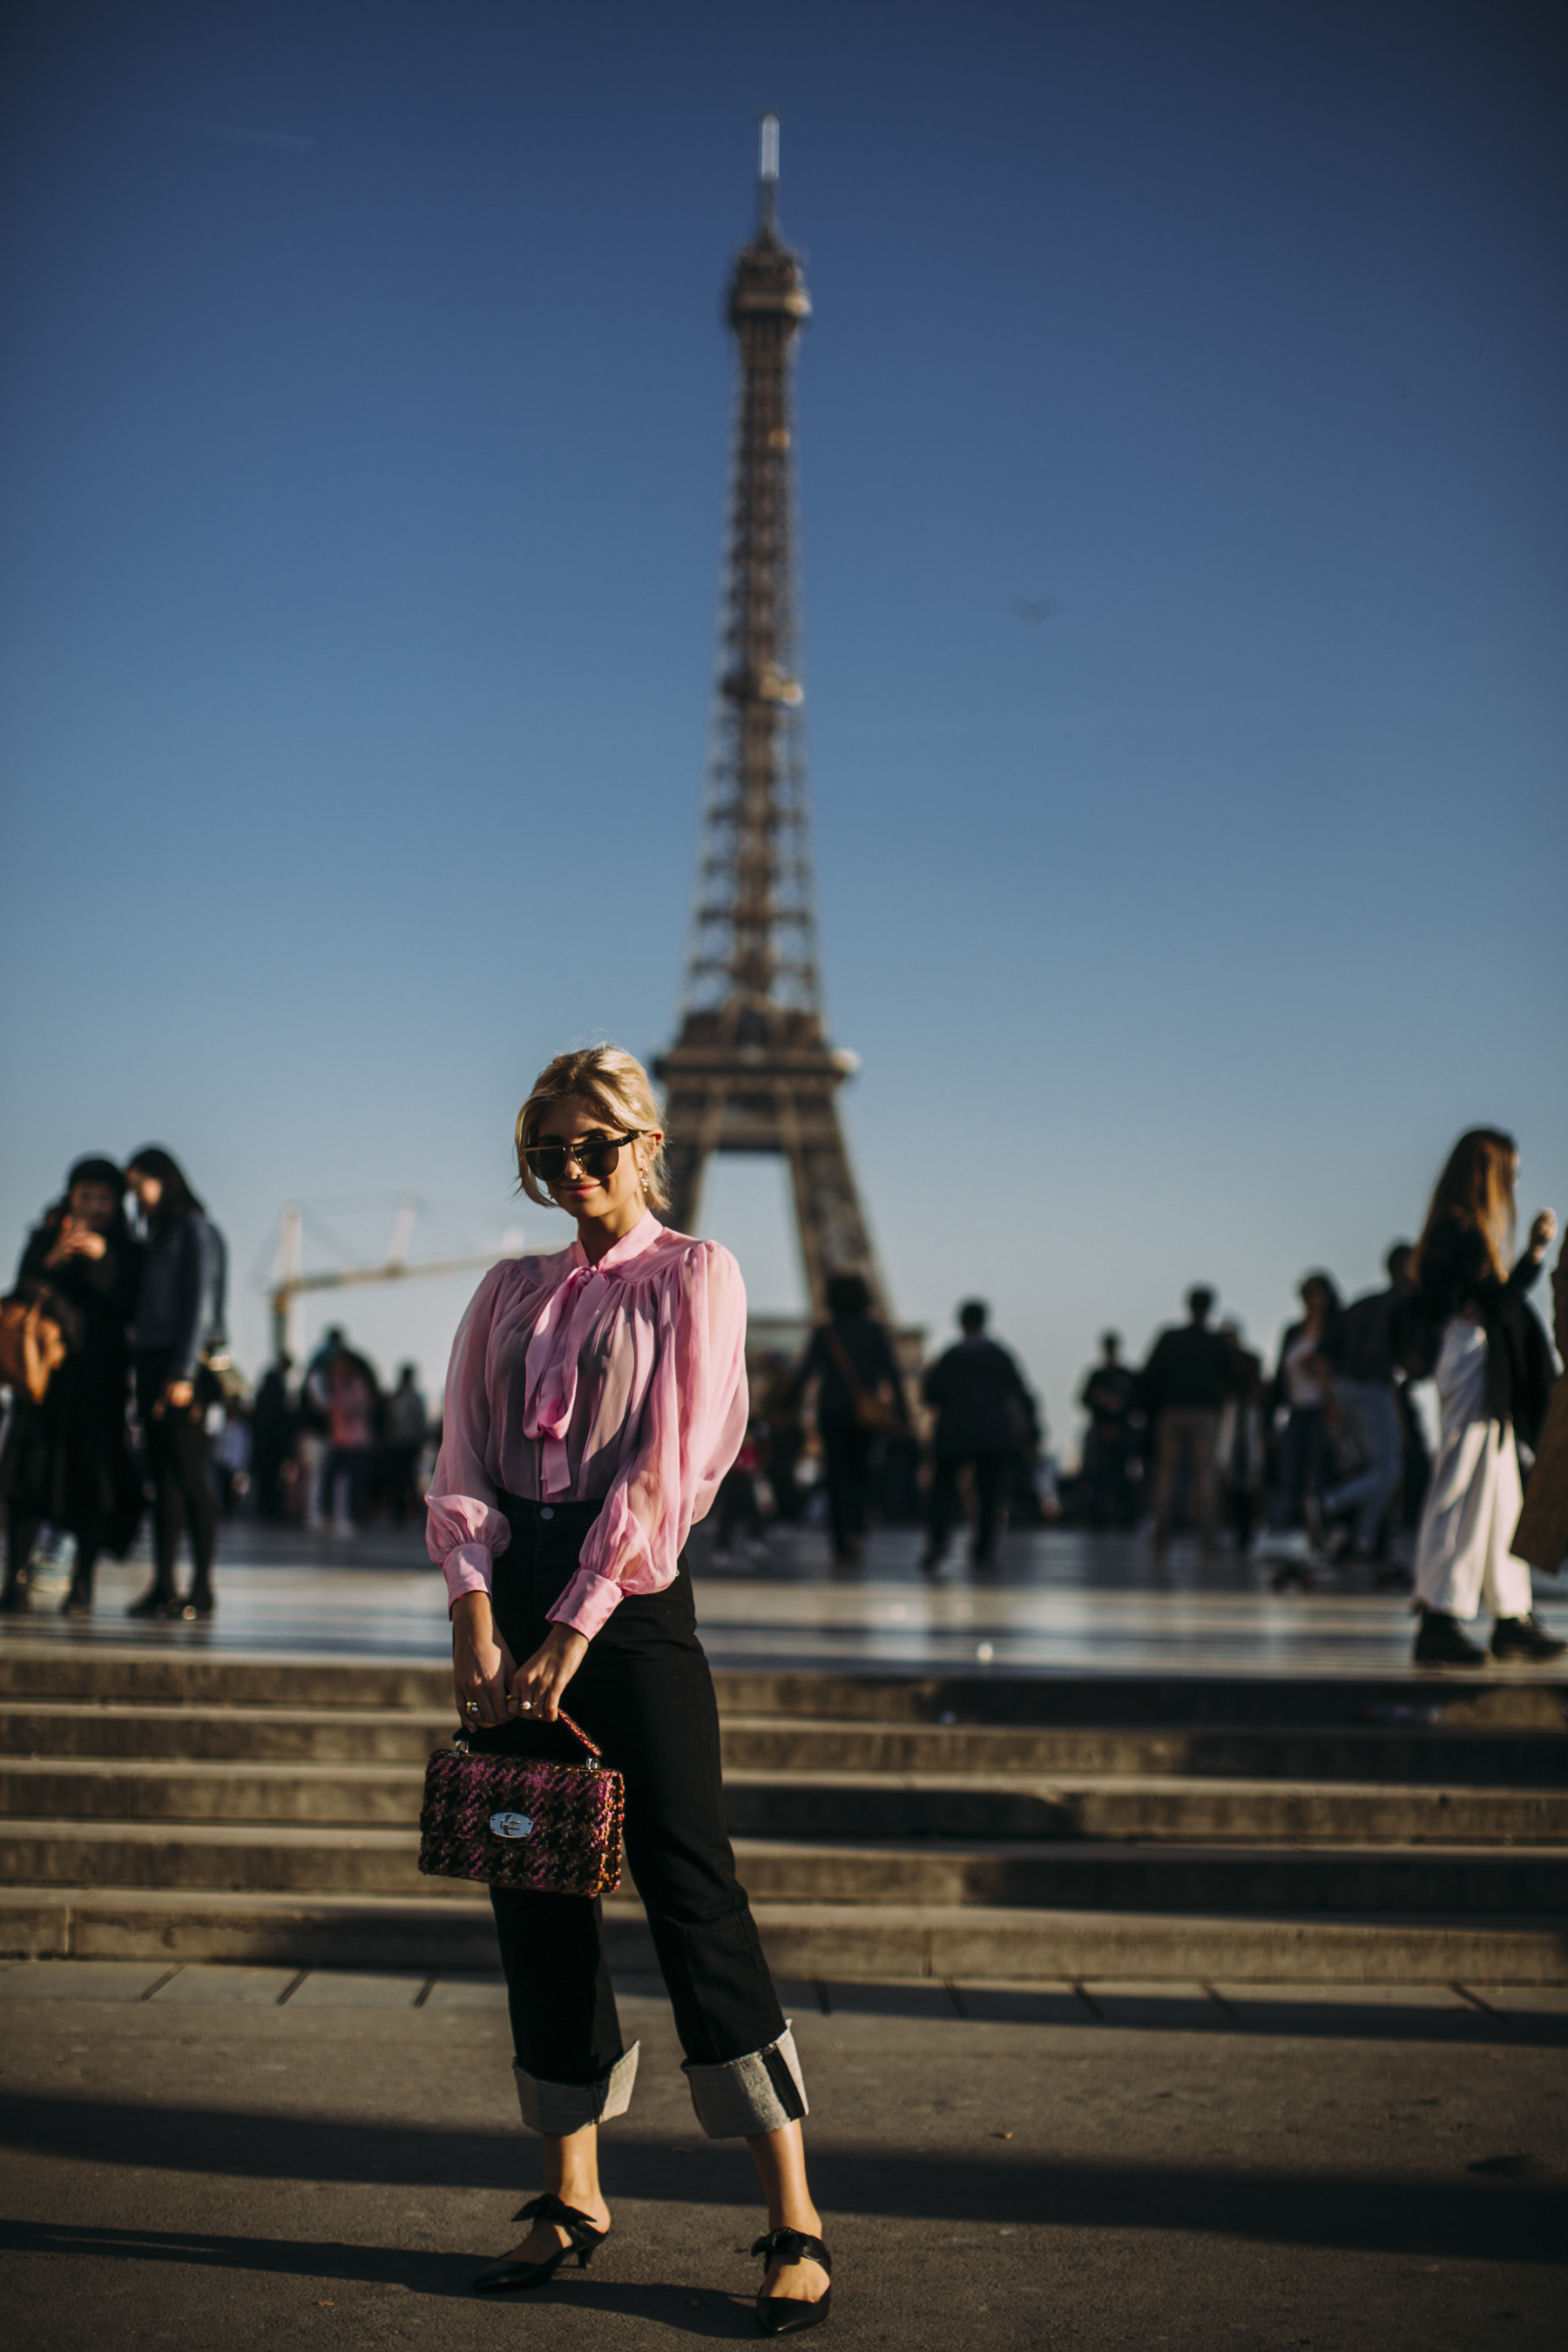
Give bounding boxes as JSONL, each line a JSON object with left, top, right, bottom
{"left": 0, "top": 2217, "right": 761, "bottom": 2334}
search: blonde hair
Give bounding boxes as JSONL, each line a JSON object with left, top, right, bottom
{"left": 514, "top": 1045, "right": 670, "bottom": 1213}
{"left": 1413, "top": 1127, "right": 1517, "bottom": 1284}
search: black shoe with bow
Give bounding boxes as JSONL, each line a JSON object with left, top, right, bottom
{"left": 470, "top": 2193, "right": 608, "bottom": 2295}
{"left": 752, "top": 2226, "right": 833, "bottom": 2336}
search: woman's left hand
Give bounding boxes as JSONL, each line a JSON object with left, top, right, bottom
{"left": 508, "top": 1623, "right": 589, "bottom": 1723}
{"left": 1529, "top": 1209, "right": 1558, "bottom": 1260}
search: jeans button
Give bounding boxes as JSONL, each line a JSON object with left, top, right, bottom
{"left": 539, "top": 1506, "right": 554, "bottom": 1521}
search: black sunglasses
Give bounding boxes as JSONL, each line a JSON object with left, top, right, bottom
{"left": 524, "top": 1128, "right": 645, "bottom": 1186}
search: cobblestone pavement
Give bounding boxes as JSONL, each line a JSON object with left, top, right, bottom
{"left": 0, "top": 1961, "right": 1563, "bottom": 2349}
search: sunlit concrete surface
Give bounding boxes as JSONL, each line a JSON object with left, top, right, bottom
{"left": 3, "top": 1521, "right": 1559, "bottom": 1680}
{"left": 0, "top": 1959, "right": 1562, "bottom": 2351}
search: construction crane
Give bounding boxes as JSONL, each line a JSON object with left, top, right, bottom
{"left": 266, "top": 1197, "right": 523, "bottom": 1360}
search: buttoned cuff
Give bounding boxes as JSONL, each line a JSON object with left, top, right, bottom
{"left": 443, "top": 1542, "right": 494, "bottom": 1612}
{"left": 546, "top": 1568, "right": 625, "bottom": 1639}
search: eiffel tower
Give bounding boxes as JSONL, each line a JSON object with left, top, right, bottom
{"left": 655, "top": 117, "right": 889, "bottom": 1321}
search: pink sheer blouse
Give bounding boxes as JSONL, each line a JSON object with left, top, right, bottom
{"left": 425, "top": 1211, "right": 748, "bottom": 1639}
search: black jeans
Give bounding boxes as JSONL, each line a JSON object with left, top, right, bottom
{"left": 484, "top": 1494, "right": 787, "bottom": 2092}
{"left": 135, "top": 1353, "right": 217, "bottom": 1596}
{"left": 1276, "top": 1406, "right": 1328, "bottom": 1529}
{"left": 928, "top": 1448, "right": 1012, "bottom": 1563}
{"left": 820, "top": 1417, "right": 873, "bottom": 1558}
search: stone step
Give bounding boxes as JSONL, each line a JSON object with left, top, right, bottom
{"left": 730, "top": 1835, "right": 1568, "bottom": 1915}
{"left": 720, "top": 1716, "right": 1568, "bottom": 1786}
{"left": 0, "top": 1702, "right": 453, "bottom": 1764}
{"left": 719, "top": 1769, "right": 1568, "bottom": 1846}
{"left": 2, "top": 1645, "right": 1563, "bottom": 1731}
{"left": 3, "top": 1754, "right": 1565, "bottom": 1848}
{"left": 1, "top": 1881, "right": 1562, "bottom": 1984}
{"left": 4, "top": 1699, "right": 1562, "bottom": 1787}
{"left": 712, "top": 1668, "right": 1568, "bottom": 1733}
{"left": 4, "top": 1814, "right": 1567, "bottom": 1913}
{"left": 0, "top": 1817, "right": 456, "bottom": 1896}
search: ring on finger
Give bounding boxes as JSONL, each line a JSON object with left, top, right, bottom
{"left": 463, "top": 1700, "right": 481, "bottom": 1716}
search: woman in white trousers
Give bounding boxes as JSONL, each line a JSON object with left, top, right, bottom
{"left": 1410, "top": 1128, "right": 1561, "bottom": 1667}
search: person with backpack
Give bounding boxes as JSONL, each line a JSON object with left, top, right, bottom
{"left": 791, "top": 1272, "right": 908, "bottom": 1567}
{"left": 1409, "top": 1128, "right": 1560, "bottom": 1666}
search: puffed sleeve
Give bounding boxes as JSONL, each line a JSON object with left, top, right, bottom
{"left": 425, "top": 1262, "right": 514, "bottom": 1613}
{"left": 548, "top": 1240, "right": 748, "bottom": 1638}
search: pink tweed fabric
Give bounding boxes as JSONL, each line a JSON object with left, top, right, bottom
{"left": 418, "top": 1735, "right": 625, "bottom": 1896}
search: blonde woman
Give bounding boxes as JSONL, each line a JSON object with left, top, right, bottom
{"left": 426, "top": 1046, "right": 832, "bottom": 2335}
{"left": 1409, "top": 1128, "right": 1561, "bottom": 1667}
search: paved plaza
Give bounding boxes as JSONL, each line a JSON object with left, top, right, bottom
{"left": 1, "top": 1958, "right": 1564, "bottom": 2350}
{"left": 6, "top": 1519, "right": 1558, "bottom": 1680}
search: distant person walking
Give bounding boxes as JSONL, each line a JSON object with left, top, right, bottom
{"left": 1140, "top": 1288, "right": 1232, "bottom": 1563}
{"left": 1409, "top": 1129, "right": 1561, "bottom": 1666}
{"left": 1511, "top": 1233, "right": 1568, "bottom": 1579}
{"left": 793, "top": 1272, "right": 909, "bottom": 1567}
{"left": 384, "top": 1362, "right": 428, "bottom": 1525}
{"left": 755, "top": 1355, "right": 806, "bottom": 1527}
{"left": 125, "top": 1148, "right": 227, "bottom": 1620}
{"left": 1319, "top": 1246, "right": 1417, "bottom": 1571}
{"left": 1078, "top": 1332, "right": 1142, "bottom": 1529}
{"left": 321, "top": 1338, "right": 380, "bottom": 1534}
{"left": 921, "top": 1301, "right": 1038, "bottom": 1570}
{"left": 0, "top": 1158, "right": 141, "bottom": 1616}
{"left": 1216, "top": 1320, "right": 1267, "bottom": 1552}
{"left": 250, "top": 1355, "right": 296, "bottom": 1522}
{"left": 1268, "top": 1273, "right": 1342, "bottom": 1574}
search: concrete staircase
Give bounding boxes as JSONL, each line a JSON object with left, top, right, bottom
{"left": 1, "top": 1645, "right": 1565, "bottom": 1982}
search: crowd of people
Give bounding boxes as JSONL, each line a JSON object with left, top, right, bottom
{"left": 3, "top": 1125, "right": 1563, "bottom": 1671}
{"left": 1076, "top": 1128, "right": 1565, "bottom": 1663}
{"left": 1071, "top": 1260, "right": 1436, "bottom": 1571}
{"left": 248, "top": 1336, "right": 432, "bottom": 1534}
{"left": 713, "top": 1129, "right": 1567, "bottom": 1670}
{"left": 0, "top": 1150, "right": 228, "bottom": 1619}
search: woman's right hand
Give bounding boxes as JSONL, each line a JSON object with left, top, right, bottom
{"left": 1529, "top": 1209, "right": 1558, "bottom": 1260}
{"left": 450, "top": 1591, "right": 517, "bottom": 1730}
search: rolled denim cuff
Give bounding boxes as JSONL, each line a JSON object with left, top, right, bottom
{"left": 683, "top": 2025, "right": 808, "bottom": 2139}
{"left": 511, "top": 2043, "right": 639, "bottom": 2135}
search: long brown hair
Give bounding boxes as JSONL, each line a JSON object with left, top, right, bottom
{"left": 125, "top": 1146, "right": 206, "bottom": 1222}
{"left": 1413, "top": 1128, "right": 1517, "bottom": 1282}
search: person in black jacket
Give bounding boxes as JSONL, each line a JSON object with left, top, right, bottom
{"left": 0, "top": 1158, "right": 141, "bottom": 1615}
{"left": 1078, "top": 1333, "right": 1144, "bottom": 1529}
{"left": 1409, "top": 1127, "right": 1561, "bottom": 1667}
{"left": 1140, "top": 1288, "right": 1233, "bottom": 1563}
{"left": 125, "top": 1147, "right": 228, "bottom": 1620}
{"left": 791, "top": 1273, "right": 908, "bottom": 1566}
{"left": 921, "top": 1301, "right": 1039, "bottom": 1569}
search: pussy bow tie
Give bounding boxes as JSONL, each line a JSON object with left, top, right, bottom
{"left": 523, "top": 1262, "right": 606, "bottom": 1443}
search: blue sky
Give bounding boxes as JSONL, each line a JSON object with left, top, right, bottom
{"left": 3, "top": 0, "right": 1564, "bottom": 1443}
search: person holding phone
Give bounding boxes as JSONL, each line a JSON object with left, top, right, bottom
{"left": 427, "top": 1045, "right": 832, "bottom": 2333}
{"left": 0, "top": 1157, "right": 141, "bottom": 1615}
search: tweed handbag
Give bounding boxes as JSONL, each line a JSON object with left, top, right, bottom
{"left": 417, "top": 1710, "right": 625, "bottom": 1896}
